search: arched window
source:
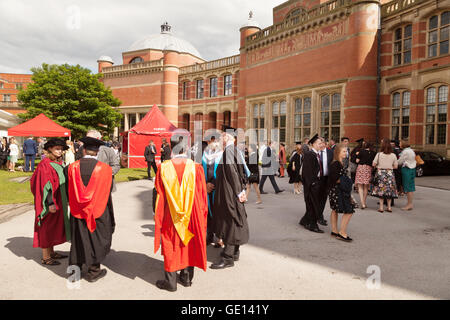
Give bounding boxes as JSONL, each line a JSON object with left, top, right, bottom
{"left": 130, "top": 57, "right": 144, "bottom": 64}
{"left": 196, "top": 79, "right": 204, "bottom": 99}
{"left": 394, "top": 24, "right": 412, "bottom": 65}
{"left": 294, "top": 97, "right": 311, "bottom": 142}
{"left": 428, "top": 12, "right": 449, "bottom": 57}
{"left": 426, "top": 85, "right": 448, "bottom": 145}
{"left": 182, "top": 82, "right": 189, "bottom": 100}
{"left": 210, "top": 77, "right": 218, "bottom": 97}
{"left": 252, "top": 103, "right": 265, "bottom": 143}
{"left": 223, "top": 111, "right": 231, "bottom": 127}
{"left": 320, "top": 93, "right": 341, "bottom": 141}
{"left": 224, "top": 74, "right": 233, "bottom": 96}
{"left": 391, "top": 91, "right": 410, "bottom": 140}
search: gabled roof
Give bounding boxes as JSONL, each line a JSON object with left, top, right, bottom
{"left": 8, "top": 113, "right": 71, "bottom": 137}
{"left": 129, "top": 104, "right": 177, "bottom": 135}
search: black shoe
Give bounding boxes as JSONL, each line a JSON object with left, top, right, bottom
{"left": 260, "top": 191, "right": 268, "bottom": 194}
{"left": 318, "top": 219, "right": 328, "bottom": 226}
{"left": 299, "top": 219, "right": 307, "bottom": 227}
{"left": 307, "top": 225, "right": 324, "bottom": 233}
{"left": 331, "top": 232, "right": 339, "bottom": 237}
{"left": 177, "top": 275, "right": 192, "bottom": 288}
{"left": 275, "top": 189, "right": 285, "bottom": 194}
{"left": 156, "top": 280, "right": 177, "bottom": 292}
{"left": 210, "top": 259, "right": 234, "bottom": 269}
{"left": 85, "top": 269, "right": 107, "bottom": 283}
{"left": 336, "top": 233, "right": 353, "bottom": 242}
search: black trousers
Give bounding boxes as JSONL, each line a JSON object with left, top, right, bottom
{"left": 318, "top": 176, "right": 329, "bottom": 220}
{"left": 300, "top": 182, "right": 321, "bottom": 228}
{"left": 147, "top": 161, "right": 157, "bottom": 179}
{"left": 259, "top": 174, "right": 281, "bottom": 193}
{"left": 223, "top": 244, "right": 240, "bottom": 260}
{"left": 164, "top": 267, "right": 194, "bottom": 289}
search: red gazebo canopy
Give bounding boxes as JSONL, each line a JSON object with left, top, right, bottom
{"left": 8, "top": 113, "right": 71, "bottom": 137}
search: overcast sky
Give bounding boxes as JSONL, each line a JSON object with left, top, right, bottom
{"left": 0, "top": 0, "right": 283, "bottom": 75}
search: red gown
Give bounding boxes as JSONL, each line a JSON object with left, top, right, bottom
{"left": 154, "top": 158, "right": 208, "bottom": 273}
{"left": 31, "top": 158, "right": 70, "bottom": 248}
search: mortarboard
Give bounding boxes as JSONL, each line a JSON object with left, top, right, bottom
{"left": 80, "top": 136, "right": 105, "bottom": 152}
{"left": 44, "top": 138, "right": 69, "bottom": 151}
{"left": 309, "top": 133, "right": 319, "bottom": 145}
{"left": 356, "top": 138, "right": 364, "bottom": 143}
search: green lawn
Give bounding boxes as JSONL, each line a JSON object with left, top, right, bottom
{"left": 0, "top": 165, "right": 151, "bottom": 205}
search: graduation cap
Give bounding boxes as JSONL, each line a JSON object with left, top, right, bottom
{"left": 295, "top": 141, "right": 302, "bottom": 145}
{"left": 222, "top": 124, "right": 237, "bottom": 136}
{"left": 356, "top": 138, "right": 364, "bottom": 143}
{"left": 80, "top": 136, "right": 105, "bottom": 152}
{"left": 308, "top": 133, "right": 320, "bottom": 145}
{"left": 44, "top": 138, "right": 69, "bottom": 151}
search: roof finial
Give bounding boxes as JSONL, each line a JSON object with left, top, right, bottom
{"left": 249, "top": 11, "right": 254, "bottom": 19}
{"left": 161, "top": 21, "right": 171, "bottom": 34}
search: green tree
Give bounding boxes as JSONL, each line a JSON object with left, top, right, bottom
{"left": 18, "top": 63, "right": 122, "bottom": 138}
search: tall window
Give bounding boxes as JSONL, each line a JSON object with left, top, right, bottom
{"left": 224, "top": 75, "right": 232, "bottom": 96}
{"left": 294, "top": 97, "right": 312, "bottom": 142}
{"left": 394, "top": 24, "right": 412, "bottom": 65}
{"left": 392, "top": 91, "right": 410, "bottom": 140}
{"left": 223, "top": 111, "right": 231, "bottom": 126}
{"left": 210, "top": 77, "right": 218, "bottom": 97}
{"left": 182, "top": 82, "right": 189, "bottom": 100}
{"left": 128, "top": 113, "right": 137, "bottom": 129}
{"left": 138, "top": 113, "right": 147, "bottom": 122}
{"left": 272, "top": 101, "right": 287, "bottom": 143}
{"left": 426, "top": 85, "right": 448, "bottom": 145}
{"left": 252, "top": 103, "right": 265, "bottom": 142}
{"left": 428, "top": 12, "right": 450, "bottom": 57}
{"left": 15, "top": 83, "right": 23, "bottom": 90}
{"left": 320, "top": 93, "right": 341, "bottom": 141}
{"left": 0, "top": 82, "right": 3, "bottom": 88}
{"left": 3, "top": 94, "right": 11, "bottom": 102}
{"left": 196, "top": 79, "right": 204, "bottom": 99}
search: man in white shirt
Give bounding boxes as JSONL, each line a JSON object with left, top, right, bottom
{"left": 317, "top": 138, "right": 333, "bottom": 226}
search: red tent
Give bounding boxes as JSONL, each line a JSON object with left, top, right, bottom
{"left": 8, "top": 113, "right": 71, "bottom": 137}
{"left": 125, "top": 105, "right": 190, "bottom": 168}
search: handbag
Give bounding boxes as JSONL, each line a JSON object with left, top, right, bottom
{"left": 415, "top": 154, "right": 424, "bottom": 166}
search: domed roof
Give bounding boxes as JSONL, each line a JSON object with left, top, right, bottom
{"left": 126, "top": 22, "right": 202, "bottom": 59}
{"left": 97, "top": 56, "right": 114, "bottom": 64}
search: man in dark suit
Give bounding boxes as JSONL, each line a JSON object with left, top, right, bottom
{"left": 160, "top": 138, "right": 171, "bottom": 162}
{"left": 299, "top": 134, "right": 325, "bottom": 233}
{"left": 144, "top": 140, "right": 157, "bottom": 181}
{"left": 317, "top": 137, "right": 334, "bottom": 226}
{"left": 23, "top": 136, "right": 37, "bottom": 172}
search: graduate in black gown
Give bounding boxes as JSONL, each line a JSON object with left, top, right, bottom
{"left": 66, "top": 136, "right": 115, "bottom": 283}
{"left": 299, "top": 134, "right": 325, "bottom": 233}
{"left": 211, "top": 125, "right": 249, "bottom": 269}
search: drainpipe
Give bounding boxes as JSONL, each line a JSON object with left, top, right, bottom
{"left": 376, "top": 4, "right": 382, "bottom": 146}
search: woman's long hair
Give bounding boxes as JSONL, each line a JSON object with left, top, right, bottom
{"left": 333, "top": 143, "right": 346, "bottom": 164}
{"left": 380, "top": 138, "right": 392, "bottom": 154}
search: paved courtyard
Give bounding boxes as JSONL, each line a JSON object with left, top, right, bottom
{"left": 0, "top": 176, "right": 449, "bottom": 300}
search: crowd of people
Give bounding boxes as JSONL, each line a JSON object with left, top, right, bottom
{"left": 28, "top": 125, "right": 423, "bottom": 290}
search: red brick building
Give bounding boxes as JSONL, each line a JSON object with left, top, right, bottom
{"left": 0, "top": 73, "right": 32, "bottom": 115}
{"left": 99, "top": 0, "right": 449, "bottom": 156}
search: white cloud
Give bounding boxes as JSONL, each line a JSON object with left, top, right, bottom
{"left": 0, "top": 0, "right": 282, "bottom": 74}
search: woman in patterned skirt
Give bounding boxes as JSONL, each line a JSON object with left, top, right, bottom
{"left": 328, "top": 144, "right": 356, "bottom": 242}
{"left": 355, "top": 142, "right": 376, "bottom": 209}
{"left": 371, "top": 139, "right": 399, "bottom": 213}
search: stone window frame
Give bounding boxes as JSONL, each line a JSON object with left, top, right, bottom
{"left": 224, "top": 74, "right": 233, "bottom": 96}
{"left": 428, "top": 11, "right": 450, "bottom": 58}
{"left": 209, "top": 76, "right": 218, "bottom": 98}
{"left": 270, "top": 99, "right": 287, "bottom": 143}
{"left": 3, "top": 94, "right": 11, "bottom": 102}
{"left": 393, "top": 24, "right": 412, "bottom": 66}
{"left": 425, "top": 84, "right": 448, "bottom": 145}
{"left": 318, "top": 92, "right": 342, "bottom": 142}
{"left": 391, "top": 90, "right": 411, "bottom": 141}
{"left": 182, "top": 81, "right": 189, "bottom": 100}
{"left": 293, "top": 96, "right": 312, "bottom": 142}
{"left": 196, "top": 79, "right": 204, "bottom": 99}
{"left": 251, "top": 102, "right": 266, "bottom": 144}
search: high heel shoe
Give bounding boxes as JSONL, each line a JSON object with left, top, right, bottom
{"left": 377, "top": 209, "right": 384, "bottom": 213}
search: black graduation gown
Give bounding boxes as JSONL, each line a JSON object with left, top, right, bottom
{"left": 212, "top": 145, "right": 249, "bottom": 246}
{"left": 288, "top": 152, "right": 302, "bottom": 184}
{"left": 68, "top": 158, "right": 115, "bottom": 267}
{"left": 300, "top": 150, "right": 322, "bottom": 227}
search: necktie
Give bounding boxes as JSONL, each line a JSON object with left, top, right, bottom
{"left": 317, "top": 152, "right": 323, "bottom": 178}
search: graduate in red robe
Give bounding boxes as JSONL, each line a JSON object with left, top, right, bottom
{"left": 154, "top": 136, "right": 208, "bottom": 292}
{"left": 67, "top": 136, "right": 114, "bottom": 283}
{"left": 31, "top": 138, "right": 71, "bottom": 266}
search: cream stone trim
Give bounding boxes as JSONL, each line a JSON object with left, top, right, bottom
{"left": 110, "top": 82, "right": 162, "bottom": 89}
